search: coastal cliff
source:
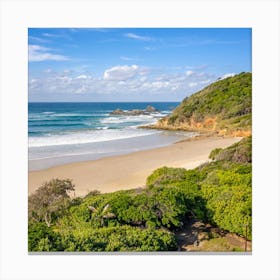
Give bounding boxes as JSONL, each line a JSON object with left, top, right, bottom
{"left": 144, "top": 72, "right": 252, "bottom": 137}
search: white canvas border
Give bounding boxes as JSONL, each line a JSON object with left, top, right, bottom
{"left": 0, "top": 0, "right": 280, "bottom": 279}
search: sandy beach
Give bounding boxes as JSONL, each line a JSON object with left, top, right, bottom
{"left": 29, "top": 136, "right": 241, "bottom": 196}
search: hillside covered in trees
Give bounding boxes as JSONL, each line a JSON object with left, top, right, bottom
{"left": 28, "top": 137, "right": 252, "bottom": 252}
{"left": 145, "top": 72, "right": 252, "bottom": 137}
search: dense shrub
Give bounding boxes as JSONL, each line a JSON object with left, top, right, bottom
{"left": 60, "top": 187, "right": 192, "bottom": 230}
{"left": 146, "top": 167, "right": 187, "bottom": 187}
{"left": 59, "top": 226, "right": 177, "bottom": 252}
{"left": 201, "top": 168, "right": 252, "bottom": 239}
{"left": 28, "top": 222, "right": 62, "bottom": 251}
{"left": 209, "top": 136, "right": 252, "bottom": 163}
{"left": 145, "top": 167, "right": 208, "bottom": 221}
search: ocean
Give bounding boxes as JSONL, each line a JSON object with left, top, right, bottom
{"left": 28, "top": 102, "right": 195, "bottom": 170}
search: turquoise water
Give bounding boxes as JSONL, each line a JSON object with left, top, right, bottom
{"left": 28, "top": 102, "right": 194, "bottom": 170}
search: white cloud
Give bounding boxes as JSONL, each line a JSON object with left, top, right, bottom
{"left": 103, "top": 65, "right": 139, "bottom": 81}
{"left": 124, "top": 33, "right": 152, "bottom": 41}
{"left": 75, "top": 85, "right": 87, "bottom": 94}
{"left": 44, "top": 68, "right": 53, "bottom": 73}
{"left": 220, "top": 73, "right": 236, "bottom": 80}
{"left": 120, "top": 56, "right": 136, "bottom": 61}
{"left": 188, "top": 82, "right": 198, "bottom": 88}
{"left": 29, "top": 45, "right": 47, "bottom": 51}
{"left": 144, "top": 46, "right": 157, "bottom": 51}
{"left": 42, "top": 33, "right": 68, "bottom": 39}
{"left": 28, "top": 78, "right": 39, "bottom": 90}
{"left": 76, "top": 75, "right": 90, "bottom": 79}
{"left": 28, "top": 36, "right": 49, "bottom": 43}
{"left": 143, "top": 81, "right": 170, "bottom": 89}
{"left": 186, "top": 70, "right": 194, "bottom": 76}
{"left": 200, "top": 79, "right": 211, "bottom": 85}
{"left": 29, "top": 65, "right": 217, "bottom": 99}
{"left": 43, "top": 33, "right": 57, "bottom": 37}
{"left": 28, "top": 45, "right": 68, "bottom": 62}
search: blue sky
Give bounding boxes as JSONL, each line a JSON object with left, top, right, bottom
{"left": 28, "top": 28, "right": 251, "bottom": 102}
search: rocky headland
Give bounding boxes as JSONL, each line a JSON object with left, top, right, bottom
{"left": 141, "top": 72, "right": 252, "bottom": 137}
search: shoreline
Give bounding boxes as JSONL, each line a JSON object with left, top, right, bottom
{"left": 28, "top": 135, "right": 242, "bottom": 196}
{"left": 28, "top": 130, "right": 196, "bottom": 171}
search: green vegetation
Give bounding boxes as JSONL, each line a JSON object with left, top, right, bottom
{"left": 165, "top": 72, "right": 252, "bottom": 133}
{"left": 29, "top": 223, "right": 176, "bottom": 252}
{"left": 209, "top": 136, "right": 252, "bottom": 163}
{"left": 200, "top": 165, "right": 252, "bottom": 239}
{"left": 28, "top": 72, "right": 252, "bottom": 252}
{"left": 28, "top": 179, "right": 75, "bottom": 227}
{"left": 28, "top": 137, "right": 252, "bottom": 252}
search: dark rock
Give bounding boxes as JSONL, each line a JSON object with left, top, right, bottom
{"left": 110, "top": 105, "right": 159, "bottom": 116}
{"left": 145, "top": 105, "right": 158, "bottom": 112}
{"left": 110, "top": 109, "right": 124, "bottom": 115}
{"left": 130, "top": 109, "right": 143, "bottom": 115}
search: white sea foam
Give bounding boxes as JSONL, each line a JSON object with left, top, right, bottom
{"left": 51, "top": 113, "right": 100, "bottom": 117}
{"left": 42, "top": 111, "right": 55, "bottom": 114}
{"left": 28, "top": 128, "right": 159, "bottom": 148}
{"left": 29, "top": 112, "right": 107, "bottom": 120}
{"left": 28, "top": 108, "right": 172, "bottom": 148}
{"left": 100, "top": 114, "right": 163, "bottom": 124}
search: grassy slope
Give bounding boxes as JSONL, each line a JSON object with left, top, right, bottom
{"left": 151, "top": 72, "right": 252, "bottom": 136}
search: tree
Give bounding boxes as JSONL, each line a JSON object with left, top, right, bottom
{"left": 28, "top": 179, "right": 75, "bottom": 227}
{"left": 88, "top": 203, "right": 116, "bottom": 227}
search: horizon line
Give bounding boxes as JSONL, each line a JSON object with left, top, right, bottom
{"left": 28, "top": 101, "right": 181, "bottom": 103}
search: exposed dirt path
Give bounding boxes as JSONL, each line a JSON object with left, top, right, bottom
{"left": 175, "top": 219, "right": 252, "bottom": 252}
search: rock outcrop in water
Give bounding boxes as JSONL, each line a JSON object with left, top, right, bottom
{"left": 110, "top": 105, "right": 159, "bottom": 116}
